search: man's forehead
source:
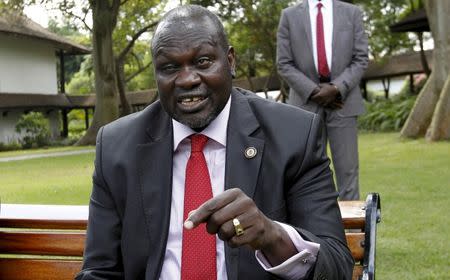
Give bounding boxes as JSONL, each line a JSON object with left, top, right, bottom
{"left": 155, "top": 14, "right": 216, "bottom": 39}
{"left": 153, "top": 38, "right": 218, "bottom": 58}
{"left": 152, "top": 19, "right": 219, "bottom": 55}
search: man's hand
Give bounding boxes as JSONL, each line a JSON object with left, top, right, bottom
{"left": 310, "top": 83, "right": 341, "bottom": 107}
{"left": 184, "top": 188, "right": 298, "bottom": 266}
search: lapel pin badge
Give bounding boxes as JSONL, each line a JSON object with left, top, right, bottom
{"left": 244, "top": 147, "right": 257, "bottom": 159}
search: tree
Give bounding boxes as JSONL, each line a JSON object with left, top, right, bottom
{"left": 47, "top": 19, "right": 90, "bottom": 85}
{"left": 401, "top": 0, "right": 450, "bottom": 141}
{"left": 354, "top": 0, "right": 414, "bottom": 60}
{"left": 73, "top": 0, "right": 122, "bottom": 146}
{"left": 54, "top": 0, "right": 165, "bottom": 145}
{"left": 112, "top": 0, "right": 163, "bottom": 116}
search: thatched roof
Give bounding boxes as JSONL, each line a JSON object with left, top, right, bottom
{"left": 363, "top": 50, "right": 433, "bottom": 80}
{"left": 0, "top": 93, "right": 70, "bottom": 109}
{"left": 0, "top": 12, "right": 90, "bottom": 55}
{"left": 0, "top": 90, "right": 158, "bottom": 110}
{"left": 390, "top": 8, "right": 429, "bottom": 33}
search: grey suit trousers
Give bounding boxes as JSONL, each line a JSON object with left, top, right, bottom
{"left": 317, "top": 107, "right": 360, "bottom": 200}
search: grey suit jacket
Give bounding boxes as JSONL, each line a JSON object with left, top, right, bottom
{"left": 76, "top": 88, "right": 353, "bottom": 280}
{"left": 277, "top": 0, "right": 368, "bottom": 117}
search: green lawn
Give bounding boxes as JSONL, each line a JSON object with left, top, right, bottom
{"left": 0, "top": 133, "right": 449, "bottom": 278}
{"left": 358, "top": 133, "right": 450, "bottom": 279}
{"left": 0, "top": 151, "right": 94, "bottom": 204}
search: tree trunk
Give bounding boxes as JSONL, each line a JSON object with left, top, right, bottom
{"left": 400, "top": 0, "right": 450, "bottom": 141}
{"left": 426, "top": 76, "right": 450, "bottom": 140}
{"left": 424, "top": 0, "right": 450, "bottom": 141}
{"left": 116, "top": 57, "right": 133, "bottom": 116}
{"left": 417, "top": 32, "right": 431, "bottom": 76}
{"left": 400, "top": 73, "right": 438, "bottom": 136}
{"left": 76, "top": 0, "right": 121, "bottom": 145}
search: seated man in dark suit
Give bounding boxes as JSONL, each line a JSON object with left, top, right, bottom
{"left": 77, "top": 4, "right": 353, "bottom": 280}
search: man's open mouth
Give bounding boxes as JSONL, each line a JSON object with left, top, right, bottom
{"left": 179, "top": 96, "right": 206, "bottom": 105}
{"left": 177, "top": 95, "right": 209, "bottom": 112}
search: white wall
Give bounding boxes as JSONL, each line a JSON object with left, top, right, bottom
{"left": 0, "top": 110, "right": 24, "bottom": 144}
{"left": 367, "top": 76, "right": 406, "bottom": 96}
{"left": 0, "top": 34, "right": 58, "bottom": 94}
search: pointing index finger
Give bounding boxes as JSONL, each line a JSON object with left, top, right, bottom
{"left": 184, "top": 188, "right": 239, "bottom": 230}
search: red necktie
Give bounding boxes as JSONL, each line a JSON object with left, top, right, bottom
{"left": 181, "top": 134, "right": 217, "bottom": 280}
{"left": 316, "top": 2, "right": 330, "bottom": 78}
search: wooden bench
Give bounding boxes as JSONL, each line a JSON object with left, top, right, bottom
{"left": 0, "top": 193, "right": 381, "bottom": 280}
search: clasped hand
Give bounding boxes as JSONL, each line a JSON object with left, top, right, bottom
{"left": 184, "top": 188, "right": 297, "bottom": 266}
{"left": 310, "top": 83, "right": 343, "bottom": 109}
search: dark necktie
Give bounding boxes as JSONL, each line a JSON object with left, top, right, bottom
{"left": 181, "top": 134, "right": 217, "bottom": 280}
{"left": 316, "top": 2, "right": 330, "bottom": 78}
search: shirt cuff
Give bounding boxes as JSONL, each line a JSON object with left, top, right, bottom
{"left": 255, "top": 222, "right": 320, "bottom": 280}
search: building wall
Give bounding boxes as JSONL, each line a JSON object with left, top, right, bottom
{"left": 0, "top": 34, "right": 60, "bottom": 144}
{"left": 0, "top": 110, "right": 24, "bottom": 144}
{"left": 0, "top": 34, "right": 58, "bottom": 94}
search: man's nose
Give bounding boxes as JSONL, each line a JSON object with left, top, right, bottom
{"left": 175, "top": 67, "right": 201, "bottom": 89}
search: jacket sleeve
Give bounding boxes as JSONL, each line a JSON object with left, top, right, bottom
{"left": 75, "top": 127, "right": 124, "bottom": 280}
{"left": 331, "top": 7, "right": 368, "bottom": 100}
{"left": 287, "top": 114, "right": 354, "bottom": 280}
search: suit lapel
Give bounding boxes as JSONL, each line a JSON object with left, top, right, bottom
{"left": 137, "top": 104, "right": 173, "bottom": 280}
{"left": 331, "top": 0, "right": 339, "bottom": 76}
{"left": 224, "top": 89, "right": 265, "bottom": 279}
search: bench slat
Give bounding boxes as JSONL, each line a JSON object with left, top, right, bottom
{"left": 0, "top": 204, "right": 87, "bottom": 230}
{"left": 346, "top": 232, "right": 365, "bottom": 262}
{"left": 0, "top": 259, "right": 82, "bottom": 280}
{"left": 0, "top": 231, "right": 85, "bottom": 256}
{"left": 352, "top": 265, "right": 363, "bottom": 280}
{"left": 339, "top": 200, "right": 366, "bottom": 229}
{"left": 0, "top": 218, "right": 87, "bottom": 229}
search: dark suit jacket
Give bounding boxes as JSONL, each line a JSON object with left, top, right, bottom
{"left": 76, "top": 88, "right": 353, "bottom": 280}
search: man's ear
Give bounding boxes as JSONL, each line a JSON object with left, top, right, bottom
{"left": 228, "top": 46, "right": 236, "bottom": 78}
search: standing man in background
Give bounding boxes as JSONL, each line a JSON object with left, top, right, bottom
{"left": 277, "top": 0, "right": 368, "bottom": 200}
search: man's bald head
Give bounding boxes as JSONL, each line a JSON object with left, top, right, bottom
{"left": 151, "top": 5, "right": 229, "bottom": 56}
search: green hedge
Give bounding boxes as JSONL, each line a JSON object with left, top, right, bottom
{"left": 15, "top": 112, "right": 51, "bottom": 149}
{"left": 358, "top": 94, "right": 417, "bottom": 132}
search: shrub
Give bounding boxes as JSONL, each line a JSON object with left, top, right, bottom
{"left": 358, "top": 94, "right": 416, "bottom": 132}
{"left": 0, "top": 141, "right": 22, "bottom": 152}
{"left": 15, "top": 112, "right": 51, "bottom": 149}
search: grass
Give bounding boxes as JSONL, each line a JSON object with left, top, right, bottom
{"left": 358, "top": 133, "right": 450, "bottom": 279}
{"left": 0, "top": 152, "right": 94, "bottom": 204}
{"left": 0, "top": 133, "right": 449, "bottom": 278}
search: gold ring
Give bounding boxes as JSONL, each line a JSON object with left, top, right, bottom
{"left": 233, "top": 218, "right": 244, "bottom": 236}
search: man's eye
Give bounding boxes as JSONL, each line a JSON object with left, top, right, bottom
{"left": 197, "top": 57, "right": 212, "bottom": 68}
{"left": 160, "top": 64, "right": 178, "bottom": 73}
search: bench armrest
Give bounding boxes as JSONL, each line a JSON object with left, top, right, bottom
{"left": 362, "top": 193, "right": 381, "bottom": 280}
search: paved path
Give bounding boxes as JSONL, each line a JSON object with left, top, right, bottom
{"left": 0, "top": 149, "right": 95, "bottom": 162}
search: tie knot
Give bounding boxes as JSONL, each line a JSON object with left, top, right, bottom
{"left": 317, "top": 2, "right": 323, "bottom": 9}
{"left": 190, "top": 134, "right": 208, "bottom": 152}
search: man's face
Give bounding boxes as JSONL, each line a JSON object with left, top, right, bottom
{"left": 152, "top": 19, "right": 235, "bottom": 131}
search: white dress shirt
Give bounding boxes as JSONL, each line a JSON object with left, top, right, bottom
{"left": 159, "top": 96, "right": 320, "bottom": 280}
{"left": 308, "top": 0, "right": 333, "bottom": 72}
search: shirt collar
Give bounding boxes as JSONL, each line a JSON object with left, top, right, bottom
{"left": 172, "top": 95, "right": 231, "bottom": 151}
{"left": 308, "top": 0, "right": 332, "bottom": 9}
